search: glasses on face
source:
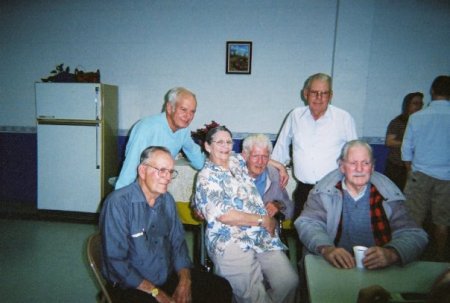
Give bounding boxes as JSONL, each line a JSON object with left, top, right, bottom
{"left": 308, "top": 90, "right": 331, "bottom": 99}
{"left": 142, "top": 163, "right": 178, "bottom": 179}
{"left": 212, "top": 140, "right": 233, "bottom": 147}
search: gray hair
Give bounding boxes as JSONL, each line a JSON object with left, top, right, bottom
{"left": 164, "top": 87, "right": 196, "bottom": 110}
{"left": 338, "top": 140, "right": 374, "bottom": 164}
{"left": 205, "top": 126, "right": 232, "bottom": 144}
{"left": 139, "top": 146, "right": 172, "bottom": 164}
{"left": 304, "top": 73, "right": 333, "bottom": 90}
{"left": 242, "top": 133, "right": 273, "bottom": 154}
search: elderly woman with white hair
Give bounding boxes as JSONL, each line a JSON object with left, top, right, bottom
{"left": 193, "top": 126, "right": 298, "bottom": 303}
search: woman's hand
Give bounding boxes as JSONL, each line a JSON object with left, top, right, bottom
{"left": 217, "top": 210, "right": 276, "bottom": 236}
{"left": 261, "top": 215, "right": 277, "bottom": 236}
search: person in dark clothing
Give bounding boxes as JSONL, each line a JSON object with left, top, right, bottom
{"left": 384, "top": 92, "right": 423, "bottom": 190}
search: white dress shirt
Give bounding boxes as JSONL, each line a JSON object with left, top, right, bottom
{"left": 272, "top": 105, "right": 357, "bottom": 184}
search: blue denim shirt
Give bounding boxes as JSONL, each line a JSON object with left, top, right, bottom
{"left": 100, "top": 181, "right": 192, "bottom": 288}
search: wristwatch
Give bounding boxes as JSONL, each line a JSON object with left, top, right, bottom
{"left": 151, "top": 287, "right": 159, "bottom": 297}
{"left": 257, "top": 215, "right": 263, "bottom": 226}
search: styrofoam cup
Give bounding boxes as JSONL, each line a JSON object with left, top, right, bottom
{"left": 353, "top": 246, "right": 368, "bottom": 269}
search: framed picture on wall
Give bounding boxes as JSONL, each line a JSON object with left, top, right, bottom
{"left": 226, "top": 41, "right": 252, "bottom": 74}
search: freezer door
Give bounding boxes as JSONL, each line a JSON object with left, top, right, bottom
{"left": 36, "top": 83, "right": 101, "bottom": 120}
{"left": 37, "top": 124, "right": 102, "bottom": 212}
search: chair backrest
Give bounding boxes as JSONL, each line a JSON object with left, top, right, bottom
{"left": 87, "top": 233, "right": 113, "bottom": 303}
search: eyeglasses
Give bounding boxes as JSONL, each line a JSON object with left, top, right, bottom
{"left": 212, "top": 140, "right": 233, "bottom": 146}
{"left": 308, "top": 90, "right": 331, "bottom": 99}
{"left": 142, "top": 163, "right": 178, "bottom": 179}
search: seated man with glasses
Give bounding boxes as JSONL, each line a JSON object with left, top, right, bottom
{"left": 296, "top": 140, "right": 428, "bottom": 270}
{"left": 100, "top": 146, "right": 232, "bottom": 303}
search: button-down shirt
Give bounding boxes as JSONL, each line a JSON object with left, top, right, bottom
{"left": 194, "top": 154, "right": 286, "bottom": 256}
{"left": 100, "top": 181, "right": 192, "bottom": 288}
{"left": 402, "top": 100, "right": 450, "bottom": 180}
{"left": 115, "top": 113, "right": 205, "bottom": 189}
{"left": 272, "top": 105, "right": 357, "bottom": 184}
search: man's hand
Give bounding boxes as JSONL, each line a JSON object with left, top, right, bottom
{"left": 265, "top": 201, "right": 281, "bottom": 217}
{"left": 363, "top": 247, "right": 399, "bottom": 269}
{"left": 404, "top": 161, "right": 412, "bottom": 174}
{"left": 172, "top": 268, "right": 192, "bottom": 303}
{"left": 137, "top": 280, "right": 174, "bottom": 303}
{"left": 321, "top": 246, "right": 355, "bottom": 269}
{"left": 268, "top": 159, "right": 289, "bottom": 188}
{"left": 155, "top": 290, "right": 176, "bottom": 303}
{"left": 193, "top": 209, "right": 205, "bottom": 221}
{"left": 278, "top": 165, "right": 289, "bottom": 188}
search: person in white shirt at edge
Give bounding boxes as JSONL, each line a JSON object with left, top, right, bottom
{"left": 271, "top": 73, "right": 358, "bottom": 220}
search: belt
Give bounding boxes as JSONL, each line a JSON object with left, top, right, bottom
{"left": 298, "top": 180, "right": 315, "bottom": 186}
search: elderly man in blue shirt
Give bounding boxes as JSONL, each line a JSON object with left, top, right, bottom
{"left": 115, "top": 87, "right": 205, "bottom": 189}
{"left": 100, "top": 146, "right": 232, "bottom": 303}
{"left": 241, "top": 133, "right": 294, "bottom": 220}
{"left": 402, "top": 75, "right": 450, "bottom": 262}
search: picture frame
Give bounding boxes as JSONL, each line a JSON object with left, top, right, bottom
{"left": 226, "top": 41, "right": 252, "bottom": 74}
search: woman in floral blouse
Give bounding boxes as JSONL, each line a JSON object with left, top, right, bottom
{"left": 193, "top": 126, "right": 298, "bottom": 303}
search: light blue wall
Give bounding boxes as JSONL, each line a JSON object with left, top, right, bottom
{"left": 1, "top": 0, "right": 449, "bottom": 137}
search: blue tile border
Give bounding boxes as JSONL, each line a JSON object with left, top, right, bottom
{"left": 0, "top": 126, "right": 386, "bottom": 145}
{"left": 0, "top": 126, "right": 36, "bottom": 133}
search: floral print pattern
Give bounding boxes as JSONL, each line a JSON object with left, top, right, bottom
{"left": 194, "top": 153, "right": 286, "bottom": 256}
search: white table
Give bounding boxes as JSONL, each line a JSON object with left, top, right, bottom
{"left": 305, "top": 254, "right": 450, "bottom": 303}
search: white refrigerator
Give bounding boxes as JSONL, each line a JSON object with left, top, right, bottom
{"left": 36, "top": 83, "right": 118, "bottom": 213}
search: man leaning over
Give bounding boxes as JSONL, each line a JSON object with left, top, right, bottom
{"left": 115, "top": 87, "right": 204, "bottom": 189}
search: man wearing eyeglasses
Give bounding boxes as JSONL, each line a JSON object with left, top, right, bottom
{"left": 100, "top": 146, "right": 232, "bottom": 303}
{"left": 115, "top": 87, "right": 205, "bottom": 190}
{"left": 272, "top": 73, "right": 358, "bottom": 220}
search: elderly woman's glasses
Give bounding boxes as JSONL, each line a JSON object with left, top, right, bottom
{"left": 212, "top": 140, "right": 233, "bottom": 146}
{"left": 142, "top": 163, "right": 178, "bottom": 179}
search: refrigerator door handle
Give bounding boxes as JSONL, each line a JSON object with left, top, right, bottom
{"left": 95, "top": 86, "right": 100, "bottom": 120}
{"left": 96, "top": 124, "right": 100, "bottom": 169}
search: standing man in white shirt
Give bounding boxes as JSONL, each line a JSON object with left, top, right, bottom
{"left": 272, "top": 73, "right": 358, "bottom": 220}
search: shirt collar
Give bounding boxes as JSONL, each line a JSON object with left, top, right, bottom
{"left": 342, "top": 177, "right": 368, "bottom": 201}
